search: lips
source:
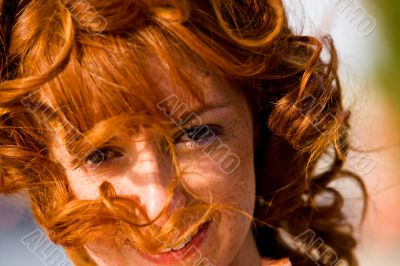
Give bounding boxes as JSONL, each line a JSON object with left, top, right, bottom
{"left": 138, "top": 221, "right": 210, "bottom": 265}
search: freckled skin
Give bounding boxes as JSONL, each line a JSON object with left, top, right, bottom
{"left": 52, "top": 67, "right": 262, "bottom": 266}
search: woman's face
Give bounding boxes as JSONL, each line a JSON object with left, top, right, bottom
{"left": 52, "top": 65, "right": 260, "bottom": 266}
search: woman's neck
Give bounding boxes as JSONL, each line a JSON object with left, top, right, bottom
{"left": 229, "top": 230, "right": 261, "bottom": 266}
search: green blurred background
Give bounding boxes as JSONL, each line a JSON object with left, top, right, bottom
{"left": 374, "top": 0, "right": 400, "bottom": 110}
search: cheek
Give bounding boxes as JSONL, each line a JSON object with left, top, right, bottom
{"left": 178, "top": 121, "right": 255, "bottom": 209}
{"left": 181, "top": 157, "right": 255, "bottom": 206}
{"left": 178, "top": 133, "right": 255, "bottom": 212}
{"left": 66, "top": 170, "right": 104, "bottom": 199}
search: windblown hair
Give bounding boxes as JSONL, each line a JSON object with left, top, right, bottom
{"left": 0, "top": 0, "right": 367, "bottom": 265}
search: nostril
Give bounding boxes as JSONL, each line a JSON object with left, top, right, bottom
{"left": 99, "top": 181, "right": 117, "bottom": 200}
{"left": 167, "top": 187, "right": 188, "bottom": 214}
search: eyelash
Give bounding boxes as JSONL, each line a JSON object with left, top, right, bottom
{"left": 84, "top": 147, "right": 125, "bottom": 169}
{"left": 174, "top": 124, "right": 222, "bottom": 149}
{"left": 83, "top": 124, "right": 222, "bottom": 168}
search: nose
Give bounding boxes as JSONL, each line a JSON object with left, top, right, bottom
{"left": 113, "top": 134, "right": 186, "bottom": 225}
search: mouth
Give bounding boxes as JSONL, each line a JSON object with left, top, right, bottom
{"left": 138, "top": 221, "right": 211, "bottom": 264}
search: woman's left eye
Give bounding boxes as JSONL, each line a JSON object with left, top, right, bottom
{"left": 175, "top": 124, "right": 221, "bottom": 148}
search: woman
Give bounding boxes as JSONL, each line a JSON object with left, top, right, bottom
{"left": 0, "top": 0, "right": 366, "bottom": 265}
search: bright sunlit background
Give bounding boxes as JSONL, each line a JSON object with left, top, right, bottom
{"left": 1, "top": 1, "right": 399, "bottom": 265}
{"left": 285, "top": 1, "right": 400, "bottom": 266}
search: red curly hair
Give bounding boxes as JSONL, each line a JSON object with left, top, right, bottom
{"left": 0, "top": 0, "right": 367, "bottom": 265}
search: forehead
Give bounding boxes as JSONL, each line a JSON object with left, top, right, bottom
{"left": 37, "top": 56, "right": 244, "bottom": 168}
{"left": 147, "top": 57, "right": 237, "bottom": 108}
{"left": 40, "top": 53, "right": 239, "bottom": 129}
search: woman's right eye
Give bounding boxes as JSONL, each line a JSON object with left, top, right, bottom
{"left": 84, "top": 147, "right": 124, "bottom": 167}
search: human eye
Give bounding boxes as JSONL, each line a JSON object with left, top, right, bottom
{"left": 174, "top": 124, "right": 222, "bottom": 149}
{"left": 84, "top": 147, "right": 125, "bottom": 169}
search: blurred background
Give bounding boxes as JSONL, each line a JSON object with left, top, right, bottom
{"left": 1, "top": 0, "right": 400, "bottom": 265}
{"left": 287, "top": 1, "right": 400, "bottom": 265}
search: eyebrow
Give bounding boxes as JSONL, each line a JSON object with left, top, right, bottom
{"left": 177, "top": 101, "right": 232, "bottom": 125}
